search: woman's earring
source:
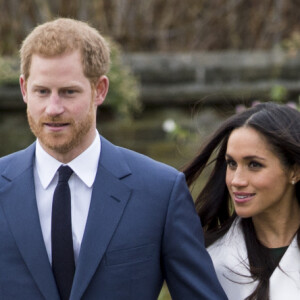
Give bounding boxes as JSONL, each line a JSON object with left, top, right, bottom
{"left": 292, "top": 180, "right": 296, "bottom": 185}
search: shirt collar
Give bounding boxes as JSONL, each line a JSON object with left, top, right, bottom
{"left": 35, "top": 131, "right": 101, "bottom": 189}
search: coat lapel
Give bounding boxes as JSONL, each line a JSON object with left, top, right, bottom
{"left": 70, "top": 137, "right": 132, "bottom": 299}
{"left": 210, "top": 220, "right": 300, "bottom": 299}
{"left": 208, "top": 219, "right": 255, "bottom": 299}
{"left": 0, "top": 144, "right": 60, "bottom": 300}
{"left": 270, "top": 237, "right": 300, "bottom": 299}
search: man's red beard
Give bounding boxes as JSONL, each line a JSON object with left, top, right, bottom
{"left": 27, "top": 105, "right": 95, "bottom": 154}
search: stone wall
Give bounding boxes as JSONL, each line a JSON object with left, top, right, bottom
{"left": 122, "top": 50, "right": 300, "bottom": 106}
{"left": 1, "top": 50, "right": 300, "bottom": 163}
{"left": 2, "top": 50, "right": 300, "bottom": 110}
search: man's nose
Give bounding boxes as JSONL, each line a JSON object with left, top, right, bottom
{"left": 45, "top": 93, "right": 64, "bottom": 116}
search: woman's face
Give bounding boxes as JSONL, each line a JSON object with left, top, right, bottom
{"left": 225, "top": 127, "right": 297, "bottom": 219}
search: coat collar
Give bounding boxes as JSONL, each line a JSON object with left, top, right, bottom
{"left": 270, "top": 237, "right": 300, "bottom": 299}
{"left": 209, "top": 218, "right": 300, "bottom": 300}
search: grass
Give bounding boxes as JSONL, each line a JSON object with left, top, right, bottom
{"left": 158, "top": 283, "right": 171, "bottom": 300}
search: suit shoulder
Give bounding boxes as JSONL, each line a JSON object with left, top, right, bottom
{"left": 0, "top": 150, "right": 23, "bottom": 168}
{"left": 0, "top": 144, "right": 35, "bottom": 173}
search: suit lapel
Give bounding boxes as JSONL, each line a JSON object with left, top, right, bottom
{"left": 0, "top": 144, "right": 60, "bottom": 300}
{"left": 70, "top": 137, "right": 132, "bottom": 299}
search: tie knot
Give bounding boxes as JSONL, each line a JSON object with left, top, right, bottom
{"left": 58, "top": 165, "right": 73, "bottom": 183}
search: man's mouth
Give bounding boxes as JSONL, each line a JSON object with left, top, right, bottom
{"left": 45, "top": 122, "right": 69, "bottom": 126}
{"left": 43, "top": 122, "right": 70, "bottom": 131}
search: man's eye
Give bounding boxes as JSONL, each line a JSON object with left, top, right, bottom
{"left": 37, "top": 89, "right": 48, "bottom": 95}
{"left": 62, "top": 89, "right": 77, "bottom": 95}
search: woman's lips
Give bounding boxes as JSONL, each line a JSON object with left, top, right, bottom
{"left": 233, "top": 192, "right": 255, "bottom": 203}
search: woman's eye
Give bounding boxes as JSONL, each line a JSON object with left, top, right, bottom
{"left": 226, "top": 160, "right": 236, "bottom": 169}
{"left": 249, "top": 161, "right": 262, "bottom": 169}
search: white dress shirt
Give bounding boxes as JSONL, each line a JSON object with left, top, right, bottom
{"left": 34, "top": 131, "right": 101, "bottom": 265}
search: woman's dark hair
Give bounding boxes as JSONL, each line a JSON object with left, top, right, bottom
{"left": 183, "top": 102, "right": 300, "bottom": 300}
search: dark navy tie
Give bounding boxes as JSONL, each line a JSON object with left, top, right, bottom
{"left": 52, "top": 165, "right": 75, "bottom": 300}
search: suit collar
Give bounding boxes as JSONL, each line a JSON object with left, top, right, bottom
{"left": 1, "top": 136, "right": 132, "bottom": 182}
{"left": 98, "top": 136, "right": 132, "bottom": 179}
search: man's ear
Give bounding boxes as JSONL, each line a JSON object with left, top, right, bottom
{"left": 94, "top": 75, "right": 109, "bottom": 107}
{"left": 19, "top": 75, "right": 28, "bottom": 104}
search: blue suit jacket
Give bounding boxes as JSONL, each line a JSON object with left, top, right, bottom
{"left": 0, "top": 136, "right": 227, "bottom": 300}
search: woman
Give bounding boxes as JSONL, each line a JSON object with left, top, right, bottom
{"left": 184, "top": 102, "right": 300, "bottom": 300}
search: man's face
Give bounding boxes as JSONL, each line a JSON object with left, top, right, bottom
{"left": 20, "top": 50, "right": 108, "bottom": 162}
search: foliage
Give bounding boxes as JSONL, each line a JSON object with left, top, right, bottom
{"left": 162, "top": 118, "right": 193, "bottom": 144}
{"left": 282, "top": 31, "right": 300, "bottom": 57}
{"left": 106, "top": 39, "right": 142, "bottom": 118}
{"left": 269, "top": 84, "right": 300, "bottom": 109}
{"left": 2, "top": 0, "right": 300, "bottom": 54}
{"left": 0, "top": 57, "right": 20, "bottom": 86}
{"left": 235, "top": 85, "right": 300, "bottom": 113}
{"left": 270, "top": 84, "right": 288, "bottom": 103}
{"left": 0, "top": 41, "right": 141, "bottom": 119}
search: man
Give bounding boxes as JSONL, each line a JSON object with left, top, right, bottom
{"left": 0, "top": 18, "right": 227, "bottom": 300}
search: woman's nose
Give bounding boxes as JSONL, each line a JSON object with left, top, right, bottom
{"left": 230, "top": 168, "right": 248, "bottom": 187}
